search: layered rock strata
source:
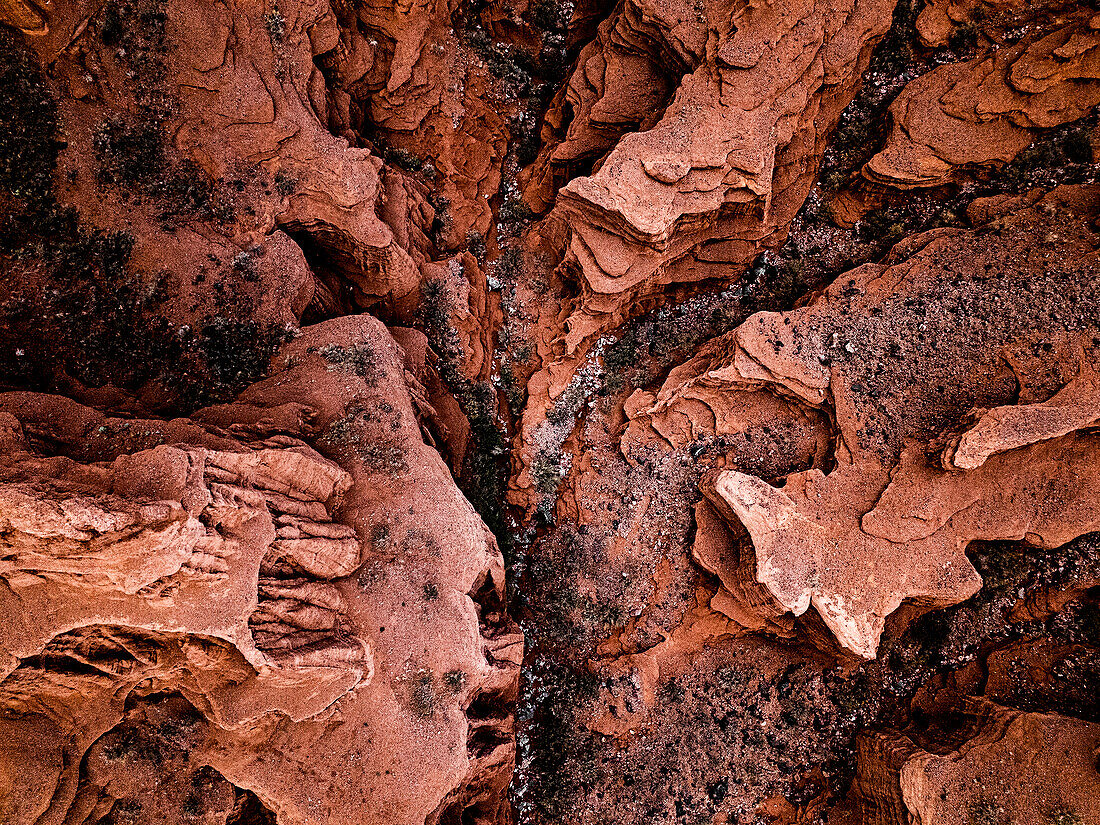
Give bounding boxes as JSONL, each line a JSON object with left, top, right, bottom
{"left": 0, "top": 317, "right": 521, "bottom": 825}
{"left": 634, "top": 191, "right": 1100, "bottom": 658}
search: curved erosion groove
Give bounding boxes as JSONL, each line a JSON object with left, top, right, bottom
{"left": 1, "top": 0, "right": 1100, "bottom": 824}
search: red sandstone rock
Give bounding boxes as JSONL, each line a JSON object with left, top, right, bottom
{"left": 657, "top": 193, "right": 1100, "bottom": 657}
{"left": 3, "top": 0, "right": 1100, "bottom": 821}
{"left": 867, "top": 7, "right": 1100, "bottom": 187}
{"left": 507, "top": 0, "right": 903, "bottom": 509}
{"left": 835, "top": 699, "right": 1100, "bottom": 824}
{"left": 536, "top": 0, "right": 896, "bottom": 334}
{"left": 18, "top": 0, "right": 423, "bottom": 322}
{"left": 942, "top": 361, "right": 1100, "bottom": 469}
{"left": 0, "top": 317, "right": 520, "bottom": 825}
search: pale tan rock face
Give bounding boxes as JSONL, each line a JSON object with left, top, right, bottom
{"left": 0, "top": 438, "right": 368, "bottom": 702}
{"left": 942, "top": 363, "right": 1100, "bottom": 469}
{"left": 708, "top": 428, "right": 1100, "bottom": 658}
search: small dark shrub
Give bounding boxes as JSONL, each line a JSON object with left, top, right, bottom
{"left": 263, "top": 8, "right": 286, "bottom": 44}
{"left": 92, "top": 117, "right": 164, "bottom": 188}
{"left": 316, "top": 342, "right": 377, "bottom": 380}
{"left": 466, "top": 231, "right": 486, "bottom": 261}
{"left": 273, "top": 171, "right": 297, "bottom": 196}
{"left": 444, "top": 669, "right": 467, "bottom": 693}
{"left": 411, "top": 672, "right": 436, "bottom": 718}
{"left": 948, "top": 21, "right": 981, "bottom": 53}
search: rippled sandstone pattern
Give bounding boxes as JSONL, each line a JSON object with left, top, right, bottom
{"left": 1, "top": 0, "right": 1099, "bottom": 824}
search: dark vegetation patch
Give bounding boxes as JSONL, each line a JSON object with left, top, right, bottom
{"left": 515, "top": 640, "right": 865, "bottom": 825}
{"left": 466, "top": 27, "right": 540, "bottom": 99}
{"left": 461, "top": 0, "right": 574, "bottom": 103}
{"left": 864, "top": 534, "right": 1100, "bottom": 728}
{"left": 273, "top": 171, "right": 297, "bottom": 197}
{"left": 492, "top": 247, "right": 533, "bottom": 416}
{"left": 515, "top": 524, "right": 612, "bottom": 655}
{"left": 91, "top": 116, "right": 231, "bottom": 223}
{"left": 992, "top": 110, "right": 1099, "bottom": 193}
{"left": 316, "top": 342, "right": 378, "bottom": 381}
{"left": 459, "top": 0, "right": 582, "bottom": 236}
{"left": 263, "top": 7, "right": 287, "bottom": 44}
{"left": 99, "top": 695, "right": 205, "bottom": 766}
{"left": 371, "top": 139, "right": 436, "bottom": 179}
{"left": 411, "top": 671, "right": 437, "bottom": 718}
{"left": 817, "top": 0, "right": 927, "bottom": 193}
{"left": 513, "top": 661, "right": 599, "bottom": 822}
{"left": 444, "top": 669, "right": 467, "bottom": 693}
{"left": 98, "top": 0, "right": 171, "bottom": 112}
{"left": 466, "top": 230, "right": 487, "bottom": 262}
{"left": 428, "top": 192, "right": 452, "bottom": 251}
{"left": 0, "top": 25, "right": 292, "bottom": 410}
{"left": 599, "top": 287, "right": 754, "bottom": 399}
{"left": 0, "top": 25, "right": 58, "bottom": 202}
{"left": 318, "top": 401, "right": 409, "bottom": 477}
{"left": 90, "top": 1, "right": 242, "bottom": 225}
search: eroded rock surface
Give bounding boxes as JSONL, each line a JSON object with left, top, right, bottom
{"left": 0, "top": 318, "right": 520, "bottom": 825}
{"left": 536, "top": 0, "right": 896, "bottom": 323}
{"left": 868, "top": 4, "right": 1100, "bottom": 187}
{"left": 3, "top": 0, "right": 1100, "bottom": 823}
{"left": 659, "top": 194, "right": 1100, "bottom": 657}
{"left": 836, "top": 698, "right": 1100, "bottom": 824}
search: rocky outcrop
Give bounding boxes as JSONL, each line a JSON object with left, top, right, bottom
{"left": 706, "top": 429, "right": 1100, "bottom": 658}
{"left": 18, "top": 0, "right": 422, "bottom": 317}
{"left": 533, "top": 0, "right": 897, "bottom": 341}
{"left": 835, "top": 698, "right": 1100, "bottom": 824}
{"left": 0, "top": 427, "right": 369, "bottom": 712}
{"left": 641, "top": 191, "right": 1100, "bottom": 658}
{"left": 621, "top": 379, "right": 831, "bottom": 464}
{"left": 509, "top": 0, "right": 900, "bottom": 508}
{"left": 5, "top": 0, "right": 1100, "bottom": 821}
{"left": 942, "top": 360, "right": 1100, "bottom": 469}
{"left": 319, "top": 0, "right": 512, "bottom": 250}
{"left": 866, "top": 5, "right": 1100, "bottom": 187}
{"left": 0, "top": 317, "right": 521, "bottom": 825}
